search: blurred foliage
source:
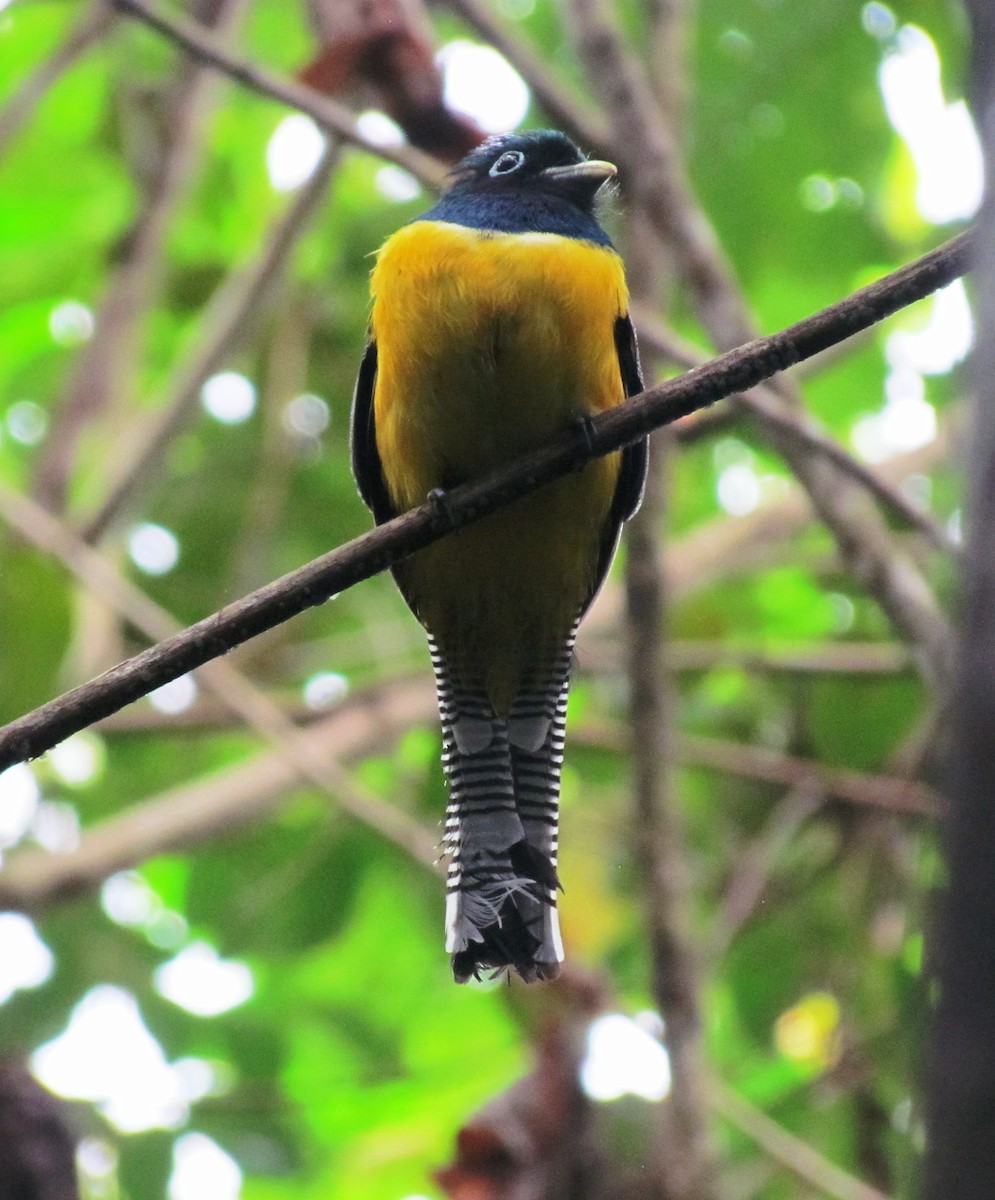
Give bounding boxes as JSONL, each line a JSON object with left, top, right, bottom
{"left": 0, "top": 0, "right": 972, "bottom": 1197}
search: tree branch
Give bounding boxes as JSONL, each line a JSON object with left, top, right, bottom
{"left": 79, "top": 142, "right": 339, "bottom": 541}
{"left": 633, "top": 307, "right": 961, "bottom": 558}
{"left": 109, "top": 0, "right": 448, "bottom": 190}
{"left": 0, "top": 484, "right": 438, "bottom": 867}
{"left": 0, "top": 0, "right": 115, "bottom": 161}
{"left": 0, "top": 233, "right": 969, "bottom": 773}
{"left": 33, "top": 0, "right": 251, "bottom": 511}
{"left": 707, "top": 1077, "right": 892, "bottom": 1200}
{"left": 0, "top": 678, "right": 439, "bottom": 913}
{"left": 568, "top": 0, "right": 957, "bottom": 688}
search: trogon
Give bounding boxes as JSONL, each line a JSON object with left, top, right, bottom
{"left": 351, "top": 129, "right": 648, "bottom": 982}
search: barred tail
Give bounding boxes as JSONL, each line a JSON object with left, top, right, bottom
{"left": 433, "top": 635, "right": 574, "bottom": 984}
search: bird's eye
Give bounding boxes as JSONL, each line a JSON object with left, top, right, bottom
{"left": 488, "top": 150, "right": 526, "bottom": 177}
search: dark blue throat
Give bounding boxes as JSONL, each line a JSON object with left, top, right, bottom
{"left": 418, "top": 188, "right": 614, "bottom": 246}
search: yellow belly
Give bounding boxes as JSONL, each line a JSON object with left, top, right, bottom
{"left": 370, "top": 221, "right": 629, "bottom": 712}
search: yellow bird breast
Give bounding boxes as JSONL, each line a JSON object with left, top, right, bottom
{"left": 370, "top": 220, "right": 630, "bottom": 712}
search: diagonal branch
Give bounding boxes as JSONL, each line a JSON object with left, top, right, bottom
{"left": 80, "top": 142, "right": 339, "bottom": 541}
{"left": 0, "top": 485, "right": 438, "bottom": 866}
{"left": 568, "top": 0, "right": 957, "bottom": 689}
{"left": 707, "top": 1076, "right": 892, "bottom": 1200}
{"left": 632, "top": 307, "right": 961, "bottom": 558}
{"left": 0, "top": 233, "right": 970, "bottom": 772}
{"left": 0, "top": 1, "right": 115, "bottom": 161}
{"left": 33, "top": 0, "right": 251, "bottom": 512}
{"left": 0, "top": 677, "right": 439, "bottom": 913}
{"left": 110, "top": 0, "right": 448, "bottom": 190}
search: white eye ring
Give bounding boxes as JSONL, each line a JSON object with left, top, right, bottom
{"left": 488, "top": 150, "right": 526, "bottom": 177}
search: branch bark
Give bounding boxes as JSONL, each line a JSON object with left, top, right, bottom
{"left": 79, "top": 142, "right": 339, "bottom": 541}
{"left": 0, "top": 234, "right": 969, "bottom": 773}
{"left": 924, "top": 6, "right": 995, "bottom": 1194}
{"left": 33, "top": 0, "right": 250, "bottom": 511}
{"left": 567, "top": 0, "right": 957, "bottom": 689}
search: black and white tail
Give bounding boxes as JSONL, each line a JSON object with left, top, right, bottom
{"left": 432, "top": 635, "right": 574, "bottom": 983}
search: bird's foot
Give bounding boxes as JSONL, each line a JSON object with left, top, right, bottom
{"left": 572, "top": 413, "right": 599, "bottom": 462}
{"left": 427, "top": 487, "right": 457, "bottom": 529}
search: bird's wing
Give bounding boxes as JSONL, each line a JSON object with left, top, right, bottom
{"left": 581, "top": 314, "right": 649, "bottom": 618}
{"left": 611, "top": 313, "right": 649, "bottom": 522}
{"left": 350, "top": 338, "right": 395, "bottom": 524}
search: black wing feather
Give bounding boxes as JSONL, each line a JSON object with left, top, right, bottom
{"left": 350, "top": 339, "right": 395, "bottom": 524}
{"left": 611, "top": 314, "right": 649, "bottom": 523}
{"left": 580, "top": 314, "right": 649, "bottom": 616}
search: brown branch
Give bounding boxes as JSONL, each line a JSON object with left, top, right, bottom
{"left": 0, "top": 484, "right": 438, "bottom": 867}
{"left": 925, "top": 7, "right": 995, "bottom": 1190}
{"left": 0, "top": 232, "right": 970, "bottom": 772}
{"left": 0, "top": 678, "right": 439, "bottom": 913}
{"left": 707, "top": 1077, "right": 893, "bottom": 1200}
{"left": 110, "top": 0, "right": 448, "bottom": 191}
{"left": 568, "top": 0, "right": 956, "bottom": 689}
{"left": 626, "top": 451, "right": 718, "bottom": 1200}
{"left": 33, "top": 0, "right": 251, "bottom": 512}
{"left": 79, "top": 143, "right": 339, "bottom": 542}
{"left": 634, "top": 307, "right": 961, "bottom": 558}
{"left": 0, "top": 0, "right": 114, "bottom": 161}
{"left": 576, "top": 725, "right": 940, "bottom": 818}
{"left": 581, "top": 639, "right": 913, "bottom": 677}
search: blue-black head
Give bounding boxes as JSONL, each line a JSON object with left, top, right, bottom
{"left": 446, "top": 130, "right": 616, "bottom": 211}
{"left": 422, "top": 130, "right": 617, "bottom": 243}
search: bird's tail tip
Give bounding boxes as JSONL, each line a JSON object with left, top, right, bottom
{"left": 446, "top": 865, "right": 564, "bottom": 984}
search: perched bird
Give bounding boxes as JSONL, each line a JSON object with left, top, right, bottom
{"left": 351, "top": 129, "right": 647, "bottom": 983}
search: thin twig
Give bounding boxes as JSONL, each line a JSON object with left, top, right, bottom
{"left": 0, "top": 1, "right": 115, "bottom": 161}
{"left": 0, "top": 484, "right": 438, "bottom": 866}
{"left": 110, "top": 0, "right": 447, "bottom": 190}
{"left": 576, "top": 725, "right": 940, "bottom": 817}
{"left": 707, "top": 1076, "right": 893, "bottom": 1200}
{"left": 0, "top": 678, "right": 439, "bottom": 913}
{"left": 0, "top": 232, "right": 970, "bottom": 772}
{"left": 33, "top": 0, "right": 251, "bottom": 511}
{"left": 80, "top": 143, "right": 339, "bottom": 541}
{"left": 633, "top": 307, "right": 961, "bottom": 558}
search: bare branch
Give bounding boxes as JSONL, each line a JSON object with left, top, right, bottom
{"left": 110, "top": 0, "right": 448, "bottom": 190}
{"left": 576, "top": 725, "right": 940, "bottom": 818}
{"left": 0, "top": 0, "right": 114, "bottom": 161}
{"left": 568, "top": 0, "right": 957, "bottom": 688}
{"left": 0, "top": 484, "right": 438, "bottom": 867}
{"left": 707, "top": 1077, "right": 893, "bottom": 1200}
{"left": 0, "top": 679, "right": 439, "bottom": 913}
{"left": 0, "top": 233, "right": 970, "bottom": 772}
{"left": 634, "top": 307, "right": 961, "bottom": 558}
{"left": 33, "top": 0, "right": 251, "bottom": 511}
{"left": 80, "top": 143, "right": 339, "bottom": 541}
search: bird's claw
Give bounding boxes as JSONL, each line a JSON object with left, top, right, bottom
{"left": 427, "top": 487, "right": 456, "bottom": 529}
{"left": 573, "top": 413, "right": 598, "bottom": 459}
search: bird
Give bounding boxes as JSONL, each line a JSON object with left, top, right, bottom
{"left": 351, "top": 128, "right": 648, "bottom": 983}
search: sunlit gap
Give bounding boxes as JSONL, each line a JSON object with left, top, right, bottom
{"left": 170, "top": 1132, "right": 242, "bottom": 1200}
{"left": 580, "top": 1012, "right": 671, "bottom": 1102}
{"left": 32, "top": 986, "right": 218, "bottom": 1133}
{"left": 877, "top": 22, "right": 982, "bottom": 225}
{"left": 155, "top": 941, "right": 254, "bottom": 1017}
{"left": 846, "top": 14, "right": 977, "bottom": 467}
{"left": 711, "top": 438, "right": 787, "bottom": 518}
{"left": 0, "top": 914, "right": 54, "bottom": 1003}
{"left": 264, "top": 41, "right": 530, "bottom": 203}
